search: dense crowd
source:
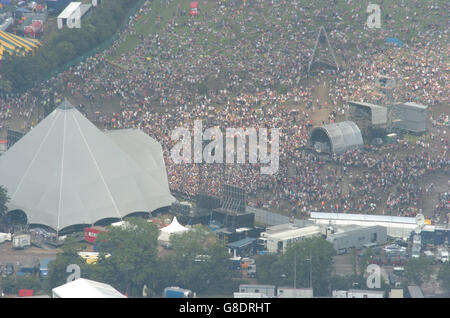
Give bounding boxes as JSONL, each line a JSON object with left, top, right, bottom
{"left": 0, "top": 0, "right": 448, "bottom": 221}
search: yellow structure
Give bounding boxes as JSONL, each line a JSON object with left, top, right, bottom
{"left": 0, "top": 30, "right": 40, "bottom": 60}
{"left": 78, "top": 252, "right": 111, "bottom": 265}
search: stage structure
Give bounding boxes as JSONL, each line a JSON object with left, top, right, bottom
{"left": 309, "top": 121, "right": 364, "bottom": 154}
{"left": 211, "top": 184, "right": 254, "bottom": 228}
{"left": 307, "top": 26, "right": 340, "bottom": 74}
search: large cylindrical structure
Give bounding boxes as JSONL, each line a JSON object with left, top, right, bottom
{"left": 309, "top": 121, "right": 364, "bottom": 154}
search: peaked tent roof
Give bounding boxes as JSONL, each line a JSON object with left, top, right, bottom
{"left": 160, "top": 216, "right": 189, "bottom": 234}
{"left": 105, "top": 129, "right": 170, "bottom": 193}
{"left": 0, "top": 101, "right": 175, "bottom": 231}
{"left": 52, "top": 278, "right": 126, "bottom": 298}
{"left": 158, "top": 216, "right": 189, "bottom": 241}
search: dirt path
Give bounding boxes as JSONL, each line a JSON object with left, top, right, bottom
{"left": 310, "top": 76, "right": 332, "bottom": 125}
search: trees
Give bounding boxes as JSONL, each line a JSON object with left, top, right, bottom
{"left": 255, "top": 254, "right": 281, "bottom": 285}
{"left": 437, "top": 262, "right": 450, "bottom": 296}
{"left": 404, "top": 256, "right": 432, "bottom": 286}
{"left": 0, "top": 276, "right": 42, "bottom": 295}
{"left": 0, "top": 185, "right": 10, "bottom": 220}
{"left": 43, "top": 237, "right": 88, "bottom": 294}
{"left": 93, "top": 218, "right": 160, "bottom": 297}
{"left": 166, "top": 226, "right": 237, "bottom": 296}
{"left": 0, "top": 0, "right": 141, "bottom": 94}
{"left": 256, "top": 237, "right": 336, "bottom": 296}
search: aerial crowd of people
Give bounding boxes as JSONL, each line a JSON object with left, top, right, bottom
{"left": 0, "top": 0, "right": 448, "bottom": 223}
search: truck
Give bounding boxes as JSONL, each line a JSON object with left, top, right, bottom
{"left": 247, "top": 264, "right": 257, "bottom": 278}
{"left": 437, "top": 248, "right": 449, "bottom": 263}
{"left": 84, "top": 226, "right": 106, "bottom": 244}
{"left": 0, "top": 232, "right": 12, "bottom": 244}
{"left": 39, "top": 258, "right": 53, "bottom": 280}
{"left": 12, "top": 234, "right": 31, "bottom": 249}
{"left": 234, "top": 292, "right": 268, "bottom": 298}
{"left": 163, "top": 287, "right": 195, "bottom": 298}
{"left": 229, "top": 257, "right": 242, "bottom": 270}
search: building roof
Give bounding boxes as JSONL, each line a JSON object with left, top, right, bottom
{"left": 348, "top": 101, "right": 388, "bottom": 126}
{"left": 262, "top": 225, "right": 321, "bottom": 240}
{"left": 348, "top": 101, "right": 387, "bottom": 110}
{"left": 52, "top": 278, "right": 126, "bottom": 298}
{"left": 58, "top": 2, "right": 81, "bottom": 19}
{"left": 402, "top": 102, "right": 428, "bottom": 110}
{"left": 227, "top": 237, "right": 256, "bottom": 249}
{"left": 0, "top": 101, "right": 175, "bottom": 231}
{"left": 310, "top": 212, "right": 417, "bottom": 224}
{"left": 327, "top": 225, "right": 384, "bottom": 238}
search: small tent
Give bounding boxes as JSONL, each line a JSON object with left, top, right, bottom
{"left": 386, "top": 37, "right": 404, "bottom": 47}
{"left": 158, "top": 217, "right": 189, "bottom": 242}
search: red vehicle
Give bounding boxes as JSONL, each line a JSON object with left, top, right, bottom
{"left": 369, "top": 256, "right": 388, "bottom": 265}
{"left": 84, "top": 226, "right": 106, "bottom": 243}
{"left": 18, "top": 289, "right": 34, "bottom": 297}
{"left": 389, "top": 256, "right": 407, "bottom": 266}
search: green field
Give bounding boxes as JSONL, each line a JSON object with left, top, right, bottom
{"left": 109, "top": 0, "right": 448, "bottom": 60}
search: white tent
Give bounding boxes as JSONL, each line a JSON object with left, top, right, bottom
{"left": 52, "top": 278, "right": 126, "bottom": 298}
{"left": 0, "top": 101, "right": 175, "bottom": 231}
{"left": 158, "top": 217, "right": 189, "bottom": 242}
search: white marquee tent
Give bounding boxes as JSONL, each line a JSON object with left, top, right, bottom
{"left": 0, "top": 101, "right": 175, "bottom": 231}
{"left": 52, "top": 278, "right": 126, "bottom": 298}
{"left": 158, "top": 216, "right": 189, "bottom": 242}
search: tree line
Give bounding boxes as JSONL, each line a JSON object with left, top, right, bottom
{"left": 43, "top": 218, "right": 241, "bottom": 297}
{"left": 0, "top": 0, "right": 140, "bottom": 94}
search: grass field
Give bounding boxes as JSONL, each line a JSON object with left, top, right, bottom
{"left": 108, "top": 0, "right": 448, "bottom": 60}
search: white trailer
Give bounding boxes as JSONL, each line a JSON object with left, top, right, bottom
{"left": 333, "top": 289, "right": 385, "bottom": 298}
{"left": 12, "top": 234, "right": 31, "bottom": 249}
{"left": 261, "top": 225, "right": 321, "bottom": 254}
{"left": 277, "top": 287, "right": 313, "bottom": 298}
{"left": 234, "top": 292, "right": 268, "bottom": 298}
{"left": 238, "top": 284, "right": 276, "bottom": 298}
{"left": 0, "top": 232, "right": 12, "bottom": 244}
{"left": 347, "top": 289, "right": 385, "bottom": 298}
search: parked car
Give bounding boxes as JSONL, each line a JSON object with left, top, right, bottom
{"left": 393, "top": 239, "right": 409, "bottom": 248}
